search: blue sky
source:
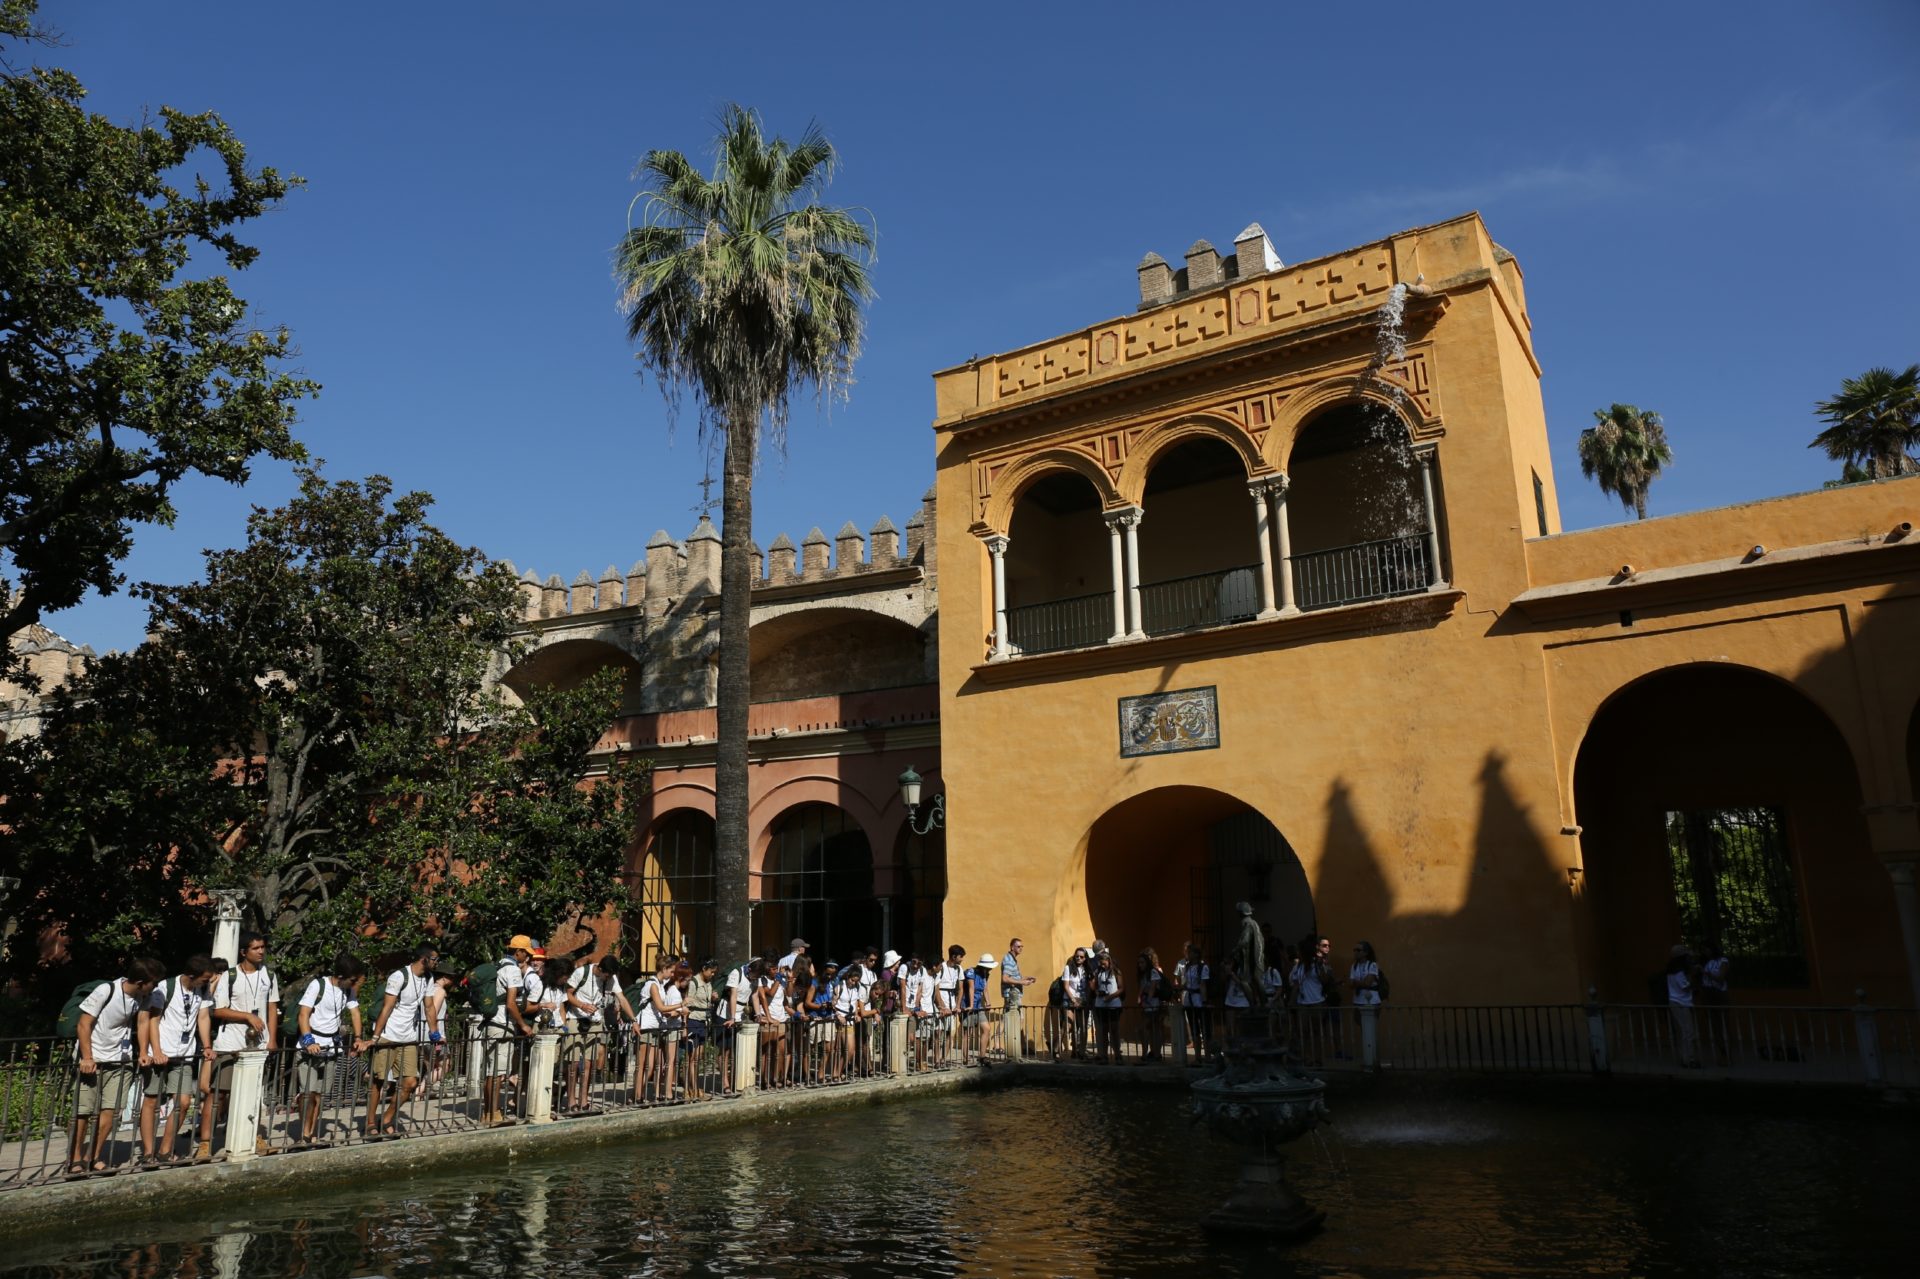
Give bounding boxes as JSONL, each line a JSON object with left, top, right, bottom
{"left": 34, "top": 1, "right": 1920, "bottom": 652}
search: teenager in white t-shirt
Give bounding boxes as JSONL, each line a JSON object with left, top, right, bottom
{"left": 295, "top": 953, "right": 367, "bottom": 1145}
{"left": 754, "top": 963, "right": 790, "bottom": 1089}
{"left": 200, "top": 932, "right": 279, "bottom": 1161}
{"left": 71, "top": 957, "right": 163, "bottom": 1174}
{"left": 369, "top": 945, "right": 442, "bottom": 1137}
{"left": 565, "top": 956, "right": 632, "bottom": 1110}
{"left": 138, "top": 953, "right": 216, "bottom": 1164}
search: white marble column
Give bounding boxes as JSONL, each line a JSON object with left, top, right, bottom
{"left": 1250, "top": 480, "right": 1280, "bottom": 620}
{"left": 1888, "top": 860, "right": 1920, "bottom": 1007}
{"left": 1417, "top": 447, "right": 1446, "bottom": 588}
{"left": 986, "top": 534, "right": 1011, "bottom": 660}
{"left": 1117, "top": 507, "right": 1146, "bottom": 639}
{"left": 210, "top": 888, "right": 248, "bottom": 966}
{"left": 1104, "top": 512, "right": 1128, "bottom": 643}
{"left": 1273, "top": 477, "right": 1298, "bottom": 615}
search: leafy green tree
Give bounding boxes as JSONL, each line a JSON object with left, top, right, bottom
{"left": 0, "top": 0, "right": 314, "bottom": 661}
{"left": 1810, "top": 364, "right": 1920, "bottom": 481}
{"left": 1578, "top": 403, "right": 1673, "bottom": 520}
{"left": 2, "top": 471, "right": 645, "bottom": 990}
{"left": 613, "top": 105, "right": 872, "bottom": 959}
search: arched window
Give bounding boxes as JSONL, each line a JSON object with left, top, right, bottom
{"left": 755, "top": 804, "right": 879, "bottom": 962}
{"left": 1004, "top": 471, "right": 1112, "bottom": 654}
{"left": 1286, "top": 402, "right": 1438, "bottom": 609}
{"left": 1136, "top": 436, "right": 1259, "bottom": 635}
{"left": 635, "top": 811, "right": 715, "bottom": 969}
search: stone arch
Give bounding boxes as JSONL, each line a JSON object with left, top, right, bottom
{"left": 749, "top": 606, "right": 930, "bottom": 699}
{"left": 979, "top": 447, "right": 1121, "bottom": 537}
{"left": 1570, "top": 662, "right": 1903, "bottom": 1002}
{"left": 502, "top": 637, "right": 644, "bottom": 714}
{"left": 1115, "top": 413, "right": 1268, "bottom": 508}
{"left": 1268, "top": 376, "right": 1440, "bottom": 473}
{"left": 747, "top": 774, "right": 891, "bottom": 881}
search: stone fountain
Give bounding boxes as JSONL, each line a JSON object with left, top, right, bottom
{"left": 1190, "top": 1034, "right": 1330, "bottom": 1236}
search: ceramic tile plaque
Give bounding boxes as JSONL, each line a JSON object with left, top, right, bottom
{"left": 1118, "top": 686, "right": 1220, "bottom": 758}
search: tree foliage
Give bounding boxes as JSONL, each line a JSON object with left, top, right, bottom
{"left": 0, "top": 0, "right": 314, "bottom": 661}
{"left": 1, "top": 471, "right": 645, "bottom": 995}
{"left": 1810, "top": 364, "right": 1920, "bottom": 482}
{"left": 1578, "top": 403, "right": 1672, "bottom": 520}
{"left": 613, "top": 105, "right": 872, "bottom": 959}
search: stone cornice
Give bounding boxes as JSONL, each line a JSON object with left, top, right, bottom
{"left": 965, "top": 588, "right": 1462, "bottom": 686}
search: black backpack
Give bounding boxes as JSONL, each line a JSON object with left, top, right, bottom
{"left": 1375, "top": 968, "right": 1390, "bottom": 1001}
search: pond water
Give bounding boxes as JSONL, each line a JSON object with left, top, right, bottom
{"left": 4, "top": 1081, "right": 1913, "bottom": 1278}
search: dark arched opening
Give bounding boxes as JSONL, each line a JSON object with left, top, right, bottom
{"left": 1574, "top": 665, "right": 1902, "bottom": 1002}
{"left": 1137, "top": 436, "right": 1261, "bottom": 634}
{"left": 634, "top": 810, "right": 715, "bottom": 970}
{"left": 755, "top": 804, "right": 880, "bottom": 963}
{"left": 1286, "top": 402, "right": 1438, "bottom": 610}
{"left": 1005, "top": 470, "right": 1111, "bottom": 654}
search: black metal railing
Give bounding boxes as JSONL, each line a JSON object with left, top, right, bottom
{"left": 1289, "top": 534, "right": 1433, "bottom": 611}
{"left": 1006, "top": 591, "right": 1110, "bottom": 656}
{"left": 1140, "top": 565, "right": 1261, "bottom": 636}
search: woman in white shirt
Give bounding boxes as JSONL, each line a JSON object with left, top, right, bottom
{"left": 1088, "top": 952, "right": 1124, "bottom": 1064}
{"left": 1349, "top": 942, "right": 1383, "bottom": 1007}
{"left": 754, "top": 963, "right": 789, "bottom": 1089}
{"left": 1666, "top": 946, "right": 1701, "bottom": 1068}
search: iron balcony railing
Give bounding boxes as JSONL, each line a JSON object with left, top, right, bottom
{"left": 1006, "top": 590, "right": 1109, "bottom": 656}
{"left": 1290, "top": 533, "right": 1434, "bottom": 611}
{"left": 1141, "top": 565, "right": 1261, "bottom": 636}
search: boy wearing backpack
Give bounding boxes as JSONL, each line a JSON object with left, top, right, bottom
{"left": 69, "top": 956, "right": 164, "bottom": 1175}
{"left": 295, "top": 953, "right": 369, "bottom": 1145}
{"left": 481, "top": 935, "right": 537, "bottom": 1126}
{"left": 369, "top": 944, "right": 442, "bottom": 1137}
{"left": 137, "top": 953, "right": 216, "bottom": 1164}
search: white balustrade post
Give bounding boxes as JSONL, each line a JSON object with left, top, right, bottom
{"left": 1273, "top": 478, "right": 1298, "bottom": 615}
{"left": 1417, "top": 447, "right": 1446, "bottom": 588}
{"left": 527, "top": 1031, "right": 560, "bottom": 1123}
{"left": 464, "top": 1015, "right": 485, "bottom": 1094}
{"left": 1001, "top": 1008, "right": 1024, "bottom": 1062}
{"left": 1359, "top": 1005, "right": 1380, "bottom": 1072}
{"left": 1250, "top": 481, "right": 1280, "bottom": 620}
{"left": 1854, "top": 989, "right": 1883, "bottom": 1085}
{"left": 1104, "top": 513, "right": 1128, "bottom": 642}
{"left": 1170, "top": 1005, "right": 1189, "bottom": 1068}
{"left": 887, "top": 1014, "right": 909, "bottom": 1075}
{"left": 1886, "top": 860, "right": 1920, "bottom": 1006}
{"left": 1585, "top": 987, "right": 1610, "bottom": 1075}
{"left": 986, "top": 535, "right": 1012, "bottom": 660}
{"left": 210, "top": 888, "right": 248, "bottom": 966}
{"left": 1119, "top": 507, "right": 1146, "bottom": 639}
{"left": 733, "top": 1022, "right": 759, "bottom": 1095}
{"left": 221, "top": 1049, "right": 268, "bottom": 1161}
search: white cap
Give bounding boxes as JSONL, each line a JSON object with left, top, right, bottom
{"left": 978, "top": 952, "right": 997, "bottom": 966}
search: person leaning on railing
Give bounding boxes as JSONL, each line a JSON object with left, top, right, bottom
{"left": 482, "top": 935, "right": 537, "bottom": 1127}
{"left": 71, "top": 957, "right": 164, "bottom": 1176}
{"left": 137, "top": 953, "right": 216, "bottom": 1166}
{"left": 201, "top": 933, "right": 279, "bottom": 1160}
{"left": 368, "top": 944, "right": 442, "bottom": 1139}
{"left": 295, "top": 952, "right": 368, "bottom": 1147}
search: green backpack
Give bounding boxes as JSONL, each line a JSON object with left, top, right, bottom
{"left": 466, "top": 961, "right": 502, "bottom": 1020}
{"left": 55, "top": 979, "right": 109, "bottom": 1039}
{"left": 281, "top": 976, "right": 319, "bottom": 1040}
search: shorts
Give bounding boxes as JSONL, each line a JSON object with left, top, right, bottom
{"left": 142, "top": 1062, "right": 196, "bottom": 1099}
{"left": 914, "top": 1018, "right": 935, "bottom": 1041}
{"left": 370, "top": 1042, "right": 420, "bottom": 1083}
{"left": 686, "top": 1016, "right": 709, "bottom": 1046}
{"left": 807, "top": 1021, "right": 835, "bottom": 1046}
{"left": 208, "top": 1052, "right": 244, "bottom": 1092}
{"left": 964, "top": 1011, "right": 987, "bottom": 1029}
{"left": 76, "top": 1062, "right": 137, "bottom": 1116}
{"left": 761, "top": 1022, "right": 786, "bottom": 1043}
{"left": 295, "top": 1054, "right": 348, "bottom": 1096}
{"left": 482, "top": 1025, "right": 525, "bottom": 1076}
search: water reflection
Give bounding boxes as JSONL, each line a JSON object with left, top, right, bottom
{"left": 8, "top": 1087, "right": 1915, "bottom": 1278}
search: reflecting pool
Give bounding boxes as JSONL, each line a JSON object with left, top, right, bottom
{"left": 4, "top": 1082, "right": 1913, "bottom": 1278}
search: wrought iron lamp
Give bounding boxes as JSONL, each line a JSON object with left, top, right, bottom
{"left": 898, "top": 765, "right": 945, "bottom": 835}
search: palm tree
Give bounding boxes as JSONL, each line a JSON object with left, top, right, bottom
{"left": 614, "top": 106, "right": 872, "bottom": 962}
{"left": 1578, "top": 404, "right": 1673, "bottom": 520}
{"left": 1811, "top": 365, "right": 1920, "bottom": 481}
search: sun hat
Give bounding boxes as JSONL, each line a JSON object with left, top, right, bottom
{"left": 530, "top": 947, "right": 547, "bottom": 960}
{"left": 506, "top": 934, "right": 536, "bottom": 953}
{"left": 882, "top": 949, "right": 902, "bottom": 969}
{"left": 977, "top": 952, "right": 996, "bottom": 966}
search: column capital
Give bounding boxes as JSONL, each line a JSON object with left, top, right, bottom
{"left": 983, "top": 533, "right": 1010, "bottom": 556}
{"left": 1105, "top": 504, "right": 1144, "bottom": 530}
{"left": 1887, "top": 859, "right": 1920, "bottom": 888}
{"left": 209, "top": 888, "right": 249, "bottom": 923}
{"left": 1249, "top": 474, "right": 1290, "bottom": 501}
{"left": 1413, "top": 442, "right": 1440, "bottom": 467}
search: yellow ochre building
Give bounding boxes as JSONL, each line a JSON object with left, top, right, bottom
{"left": 930, "top": 213, "right": 1920, "bottom": 1008}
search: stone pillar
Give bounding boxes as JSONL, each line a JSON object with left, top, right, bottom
{"left": 1250, "top": 481, "right": 1280, "bottom": 620}
{"left": 527, "top": 1032, "right": 560, "bottom": 1123}
{"left": 1885, "top": 860, "right": 1920, "bottom": 1006}
{"left": 1000, "top": 1008, "right": 1024, "bottom": 1062}
{"left": 1118, "top": 507, "right": 1146, "bottom": 639}
{"left": 733, "top": 1022, "right": 759, "bottom": 1095}
{"left": 1358, "top": 1006, "right": 1380, "bottom": 1072}
{"left": 887, "top": 1015, "right": 908, "bottom": 1075}
{"left": 210, "top": 889, "right": 247, "bottom": 966}
{"left": 1273, "top": 478, "right": 1298, "bottom": 615}
{"left": 1170, "top": 1005, "right": 1189, "bottom": 1068}
{"left": 1417, "top": 447, "right": 1446, "bottom": 587}
{"left": 465, "top": 1016, "right": 485, "bottom": 1095}
{"left": 221, "top": 1049, "right": 268, "bottom": 1161}
{"left": 1104, "top": 512, "right": 1128, "bottom": 642}
{"left": 986, "top": 535, "right": 1011, "bottom": 660}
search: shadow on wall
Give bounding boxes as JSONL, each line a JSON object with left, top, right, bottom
{"left": 1311, "top": 753, "right": 1565, "bottom": 1003}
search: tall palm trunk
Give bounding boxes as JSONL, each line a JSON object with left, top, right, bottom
{"left": 1633, "top": 489, "right": 1648, "bottom": 521}
{"left": 713, "top": 412, "right": 756, "bottom": 961}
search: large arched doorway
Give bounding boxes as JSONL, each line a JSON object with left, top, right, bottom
{"left": 1080, "top": 786, "right": 1311, "bottom": 973}
{"left": 1574, "top": 665, "right": 1902, "bottom": 1002}
{"left": 755, "top": 804, "right": 881, "bottom": 963}
{"left": 634, "top": 810, "right": 715, "bottom": 969}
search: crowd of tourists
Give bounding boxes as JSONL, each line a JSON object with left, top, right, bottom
{"left": 57, "top": 920, "right": 1391, "bottom": 1177}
